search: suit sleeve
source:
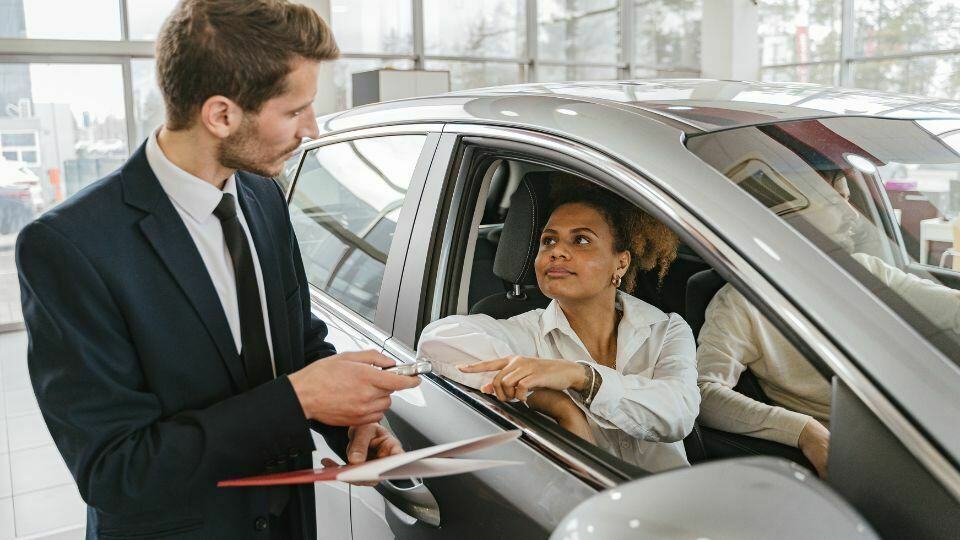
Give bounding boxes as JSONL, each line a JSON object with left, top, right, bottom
{"left": 17, "top": 220, "right": 316, "bottom": 514}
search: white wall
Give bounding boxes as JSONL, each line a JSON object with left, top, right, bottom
{"left": 700, "top": 0, "right": 759, "bottom": 81}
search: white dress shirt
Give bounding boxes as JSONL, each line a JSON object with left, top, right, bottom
{"left": 697, "top": 252, "right": 960, "bottom": 447}
{"left": 417, "top": 291, "right": 700, "bottom": 472}
{"left": 145, "top": 129, "right": 275, "bottom": 375}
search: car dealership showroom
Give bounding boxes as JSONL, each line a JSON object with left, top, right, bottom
{"left": 1, "top": 0, "right": 960, "bottom": 539}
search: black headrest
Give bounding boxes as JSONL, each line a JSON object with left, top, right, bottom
{"left": 685, "top": 269, "right": 727, "bottom": 338}
{"left": 492, "top": 172, "right": 552, "bottom": 285}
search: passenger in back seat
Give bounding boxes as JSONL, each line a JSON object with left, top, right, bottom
{"left": 418, "top": 182, "right": 701, "bottom": 472}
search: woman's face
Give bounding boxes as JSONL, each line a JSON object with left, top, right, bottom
{"left": 535, "top": 202, "right": 630, "bottom": 303}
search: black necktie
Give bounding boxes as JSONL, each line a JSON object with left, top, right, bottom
{"left": 213, "top": 193, "right": 274, "bottom": 387}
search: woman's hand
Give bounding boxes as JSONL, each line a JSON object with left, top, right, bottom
{"left": 458, "top": 356, "right": 588, "bottom": 401}
{"left": 527, "top": 389, "right": 596, "bottom": 444}
{"left": 798, "top": 418, "right": 830, "bottom": 479}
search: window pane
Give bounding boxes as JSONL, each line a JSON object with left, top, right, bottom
{"left": 632, "top": 66, "right": 700, "bottom": 79}
{"left": 330, "top": 0, "right": 413, "bottom": 54}
{"left": 634, "top": 0, "right": 701, "bottom": 70}
{"left": 854, "top": 0, "right": 960, "bottom": 58}
{"left": 424, "top": 60, "right": 525, "bottom": 91}
{"left": 423, "top": 0, "right": 526, "bottom": 58}
{"left": 851, "top": 55, "right": 960, "bottom": 100}
{"left": 127, "top": 0, "right": 178, "bottom": 41}
{"left": 131, "top": 59, "right": 166, "bottom": 146}
{"left": 0, "top": 0, "right": 121, "bottom": 40}
{"left": 329, "top": 58, "right": 416, "bottom": 112}
{"left": 537, "top": 65, "right": 618, "bottom": 82}
{"left": 760, "top": 63, "right": 839, "bottom": 86}
{"left": 759, "top": 0, "right": 841, "bottom": 66}
{"left": 537, "top": 0, "right": 619, "bottom": 64}
{"left": 0, "top": 63, "right": 128, "bottom": 326}
{"left": 1, "top": 132, "right": 36, "bottom": 146}
{"left": 290, "top": 135, "right": 426, "bottom": 320}
{"left": 687, "top": 117, "right": 960, "bottom": 367}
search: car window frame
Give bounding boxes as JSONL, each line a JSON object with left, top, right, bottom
{"left": 392, "top": 123, "right": 960, "bottom": 502}
{"left": 285, "top": 124, "right": 443, "bottom": 343}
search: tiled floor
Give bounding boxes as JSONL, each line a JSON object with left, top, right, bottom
{"left": 1, "top": 331, "right": 86, "bottom": 539}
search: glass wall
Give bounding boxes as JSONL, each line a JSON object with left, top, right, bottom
{"left": 633, "top": 0, "right": 701, "bottom": 77}
{"left": 759, "top": 0, "right": 960, "bottom": 99}
{"left": 424, "top": 0, "right": 526, "bottom": 58}
{"left": 0, "top": 0, "right": 709, "bottom": 335}
{"left": 0, "top": 63, "right": 128, "bottom": 329}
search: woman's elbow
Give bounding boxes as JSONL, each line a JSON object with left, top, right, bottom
{"left": 667, "top": 392, "right": 701, "bottom": 441}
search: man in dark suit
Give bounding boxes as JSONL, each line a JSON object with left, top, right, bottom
{"left": 15, "top": 1, "right": 419, "bottom": 538}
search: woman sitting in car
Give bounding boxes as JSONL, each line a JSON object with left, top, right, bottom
{"left": 417, "top": 178, "right": 700, "bottom": 472}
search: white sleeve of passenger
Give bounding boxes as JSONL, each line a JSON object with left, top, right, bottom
{"left": 853, "top": 253, "right": 960, "bottom": 334}
{"left": 584, "top": 314, "right": 700, "bottom": 443}
{"left": 696, "top": 286, "right": 811, "bottom": 447}
{"left": 416, "top": 314, "right": 536, "bottom": 391}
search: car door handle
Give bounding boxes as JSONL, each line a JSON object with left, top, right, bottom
{"left": 376, "top": 478, "right": 441, "bottom": 527}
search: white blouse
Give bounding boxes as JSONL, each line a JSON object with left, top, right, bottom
{"left": 416, "top": 291, "right": 700, "bottom": 472}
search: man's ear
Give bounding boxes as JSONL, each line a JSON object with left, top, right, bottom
{"left": 199, "top": 95, "right": 243, "bottom": 139}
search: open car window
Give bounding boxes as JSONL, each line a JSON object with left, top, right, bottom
{"left": 686, "top": 117, "right": 960, "bottom": 367}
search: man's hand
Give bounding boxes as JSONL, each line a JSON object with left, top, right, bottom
{"left": 798, "top": 418, "right": 830, "bottom": 479}
{"left": 288, "top": 350, "right": 420, "bottom": 426}
{"left": 320, "top": 423, "right": 403, "bottom": 487}
{"left": 458, "top": 356, "right": 586, "bottom": 401}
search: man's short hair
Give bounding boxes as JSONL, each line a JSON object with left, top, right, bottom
{"left": 156, "top": 0, "right": 340, "bottom": 130}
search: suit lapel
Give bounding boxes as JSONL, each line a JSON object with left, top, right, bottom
{"left": 121, "top": 144, "right": 249, "bottom": 391}
{"left": 236, "top": 175, "right": 293, "bottom": 376}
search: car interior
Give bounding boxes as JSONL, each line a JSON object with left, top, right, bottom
{"left": 434, "top": 154, "right": 819, "bottom": 472}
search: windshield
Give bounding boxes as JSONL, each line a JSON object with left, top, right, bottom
{"left": 686, "top": 116, "right": 960, "bottom": 365}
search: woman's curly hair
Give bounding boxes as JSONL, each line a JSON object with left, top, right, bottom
{"left": 547, "top": 174, "right": 679, "bottom": 291}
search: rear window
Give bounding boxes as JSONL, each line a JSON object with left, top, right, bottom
{"left": 686, "top": 117, "right": 960, "bottom": 365}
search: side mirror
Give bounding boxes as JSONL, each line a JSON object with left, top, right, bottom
{"left": 551, "top": 457, "right": 877, "bottom": 540}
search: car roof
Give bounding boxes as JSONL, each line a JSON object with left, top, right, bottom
{"left": 316, "top": 79, "right": 960, "bottom": 136}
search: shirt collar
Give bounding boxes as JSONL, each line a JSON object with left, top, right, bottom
{"left": 540, "top": 290, "right": 669, "bottom": 340}
{"left": 145, "top": 128, "right": 237, "bottom": 223}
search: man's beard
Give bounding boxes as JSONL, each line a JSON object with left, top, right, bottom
{"left": 217, "top": 116, "right": 298, "bottom": 178}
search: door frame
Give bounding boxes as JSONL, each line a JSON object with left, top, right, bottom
{"left": 286, "top": 124, "right": 444, "bottom": 340}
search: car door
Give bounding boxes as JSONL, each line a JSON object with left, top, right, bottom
{"left": 285, "top": 126, "right": 442, "bottom": 539}
{"left": 346, "top": 132, "right": 625, "bottom": 540}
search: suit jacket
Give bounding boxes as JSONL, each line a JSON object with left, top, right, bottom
{"left": 16, "top": 143, "right": 346, "bottom": 539}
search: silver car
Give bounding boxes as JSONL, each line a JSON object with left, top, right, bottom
{"left": 278, "top": 80, "right": 960, "bottom": 539}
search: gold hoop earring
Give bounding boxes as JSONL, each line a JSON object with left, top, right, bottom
{"left": 612, "top": 274, "right": 622, "bottom": 288}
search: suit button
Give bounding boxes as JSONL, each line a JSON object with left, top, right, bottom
{"left": 254, "top": 516, "right": 268, "bottom": 531}
{"left": 287, "top": 447, "right": 300, "bottom": 459}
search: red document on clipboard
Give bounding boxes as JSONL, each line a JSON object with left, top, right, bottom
{"left": 218, "top": 430, "right": 522, "bottom": 487}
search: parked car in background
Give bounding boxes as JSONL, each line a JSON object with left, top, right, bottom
{"left": 0, "top": 159, "right": 42, "bottom": 234}
{"left": 276, "top": 80, "right": 960, "bottom": 539}
{"left": 0, "top": 158, "right": 42, "bottom": 212}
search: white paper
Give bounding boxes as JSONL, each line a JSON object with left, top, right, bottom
{"left": 336, "top": 430, "right": 522, "bottom": 482}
